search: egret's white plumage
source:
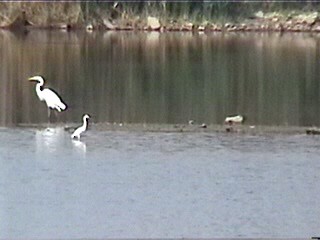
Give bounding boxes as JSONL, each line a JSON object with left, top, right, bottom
{"left": 29, "top": 75, "right": 67, "bottom": 112}
{"left": 71, "top": 114, "right": 90, "bottom": 140}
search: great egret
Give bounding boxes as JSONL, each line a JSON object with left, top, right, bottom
{"left": 28, "top": 75, "right": 67, "bottom": 117}
{"left": 71, "top": 114, "right": 90, "bottom": 140}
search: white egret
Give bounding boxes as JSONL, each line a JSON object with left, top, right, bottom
{"left": 71, "top": 114, "right": 90, "bottom": 140}
{"left": 28, "top": 75, "right": 67, "bottom": 117}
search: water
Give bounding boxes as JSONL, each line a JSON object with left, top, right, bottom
{"left": 0, "top": 30, "right": 320, "bottom": 238}
{"left": 0, "top": 127, "right": 319, "bottom": 238}
{"left": 1, "top": 30, "right": 320, "bottom": 126}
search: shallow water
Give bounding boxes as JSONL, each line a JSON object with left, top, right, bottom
{"left": 0, "top": 126, "right": 319, "bottom": 238}
{"left": 1, "top": 30, "right": 320, "bottom": 237}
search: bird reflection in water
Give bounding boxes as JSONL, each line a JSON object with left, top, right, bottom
{"left": 35, "top": 127, "right": 65, "bottom": 154}
{"left": 72, "top": 139, "right": 87, "bottom": 157}
{"left": 35, "top": 126, "right": 87, "bottom": 158}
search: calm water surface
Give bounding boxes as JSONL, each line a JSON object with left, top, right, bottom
{"left": 1, "top": 30, "right": 320, "bottom": 126}
{"left": 0, "top": 30, "right": 320, "bottom": 238}
{"left": 0, "top": 127, "right": 320, "bottom": 238}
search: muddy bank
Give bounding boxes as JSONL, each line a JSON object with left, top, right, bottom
{"left": 16, "top": 122, "right": 317, "bottom": 136}
{"left": 89, "top": 123, "right": 320, "bottom": 135}
{"left": 2, "top": 2, "right": 320, "bottom": 32}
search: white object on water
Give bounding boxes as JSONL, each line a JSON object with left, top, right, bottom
{"left": 224, "top": 115, "right": 244, "bottom": 124}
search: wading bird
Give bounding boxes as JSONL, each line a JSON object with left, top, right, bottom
{"left": 71, "top": 114, "right": 90, "bottom": 140}
{"left": 28, "top": 75, "right": 67, "bottom": 118}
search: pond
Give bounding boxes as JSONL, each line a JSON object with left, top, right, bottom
{"left": 0, "top": 30, "right": 319, "bottom": 238}
{"left": 1, "top": 30, "right": 320, "bottom": 126}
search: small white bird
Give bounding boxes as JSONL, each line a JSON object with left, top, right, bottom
{"left": 71, "top": 114, "right": 90, "bottom": 140}
{"left": 224, "top": 115, "right": 244, "bottom": 125}
{"left": 28, "top": 75, "right": 67, "bottom": 117}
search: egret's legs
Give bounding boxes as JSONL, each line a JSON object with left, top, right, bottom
{"left": 47, "top": 108, "right": 52, "bottom": 124}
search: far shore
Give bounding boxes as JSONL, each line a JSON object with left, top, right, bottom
{"left": 3, "top": 20, "right": 320, "bottom": 34}
{"left": 3, "top": 11, "right": 320, "bottom": 33}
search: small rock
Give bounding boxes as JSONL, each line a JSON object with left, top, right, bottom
{"left": 306, "top": 127, "right": 320, "bottom": 135}
{"left": 200, "top": 123, "right": 207, "bottom": 128}
{"left": 86, "top": 23, "right": 93, "bottom": 31}
{"left": 147, "top": 16, "right": 161, "bottom": 30}
{"left": 225, "top": 126, "right": 233, "bottom": 132}
{"left": 198, "top": 25, "right": 205, "bottom": 31}
{"left": 182, "top": 22, "right": 193, "bottom": 31}
{"left": 255, "top": 11, "right": 264, "bottom": 19}
{"left": 224, "top": 22, "right": 232, "bottom": 28}
{"left": 313, "top": 25, "right": 320, "bottom": 32}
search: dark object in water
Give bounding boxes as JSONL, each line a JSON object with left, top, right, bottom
{"left": 306, "top": 128, "right": 320, "bottom": 135}
{"left": 200, "top": 123, "right": 207, "bottom": 128}
{"left": 225, "top": 126, "right": 233, "bottom": 132}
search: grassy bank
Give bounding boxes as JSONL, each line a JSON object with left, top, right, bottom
{"left": 1, "top": 2, "right": 320, "bottom": 32}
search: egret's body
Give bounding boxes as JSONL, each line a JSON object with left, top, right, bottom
{"left": 29, "top": 76, "right": 67, "bottom": 114}
{"left": 71, "top": 114, "right": 90, "bottom": 140}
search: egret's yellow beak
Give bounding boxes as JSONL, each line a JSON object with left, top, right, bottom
{"left": 28, "top": 77, "right": 37, "bottom": 81}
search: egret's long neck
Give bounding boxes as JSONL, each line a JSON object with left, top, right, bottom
{"left": 36, "top": 81, "right": 44, "bottom": 101}
{"left": 82, "top": 117, "right": 88, "bottom": 129}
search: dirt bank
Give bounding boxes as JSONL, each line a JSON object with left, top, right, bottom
{"left": 17, "top": 122, "right": 317, "bottom": 136}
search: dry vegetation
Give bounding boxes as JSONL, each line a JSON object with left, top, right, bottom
{"left": 1, "top": 2, "right": 320, "bottom": 32}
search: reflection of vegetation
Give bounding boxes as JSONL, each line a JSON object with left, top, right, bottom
{"left": 1, "top": 31, "right": 320, "bottom": 126}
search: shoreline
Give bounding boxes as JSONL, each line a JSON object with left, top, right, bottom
{"left": 2, "top": 7, "right": 320, "bottom": 33}
{"left": 12, "top": 123, "right": 320, "bottom": 136}
{"left": 3, "top": 19, "right": 320, "bottom": 33}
